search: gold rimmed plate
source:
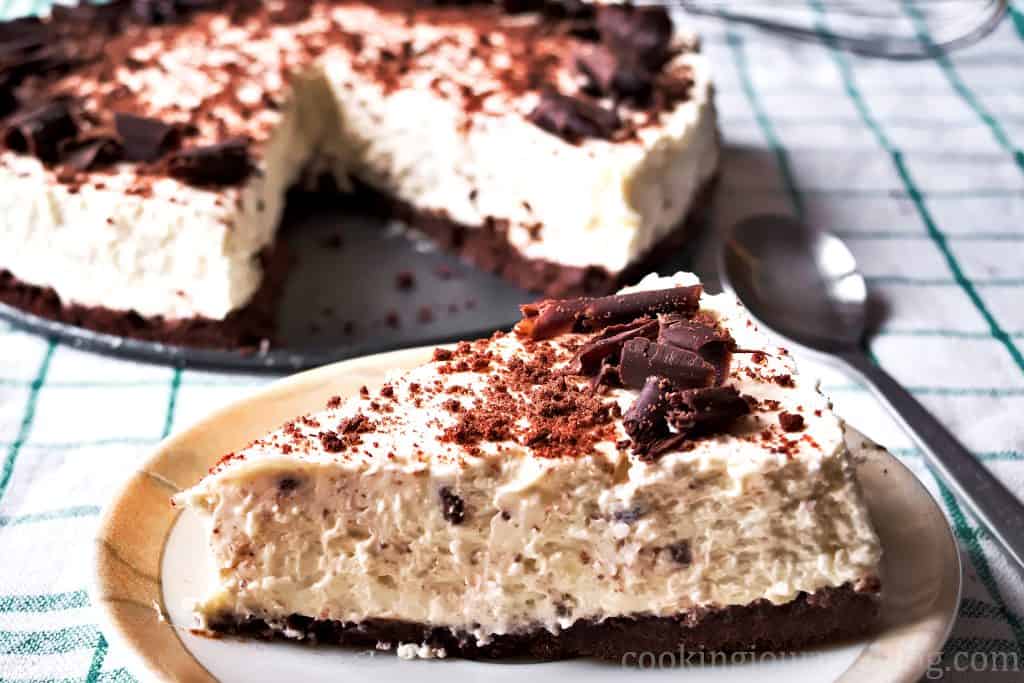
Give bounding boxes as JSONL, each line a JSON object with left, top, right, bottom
{"left": 90, "top": 346, "right": 961, "bottom": 682}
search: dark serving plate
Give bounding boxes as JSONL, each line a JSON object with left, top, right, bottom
{"left": 0, "top": 203, "right": 705, "bottom": 373}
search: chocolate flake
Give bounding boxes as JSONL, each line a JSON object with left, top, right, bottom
{"left": 3, "top": 99, "right": 77, "bottom": 163}
{"left": 516, "top": 297, "right": 589, "bottom": 340}
{"left": 60, "top": 134, "right": 122, "bottom": 171}
{"left": 621, "top": 377, "right": 688, "bottom": 459}
{"left": 666, "top": 386, "right": 750, "bottom": 436}
{"left": 439, "top": 486, "right": 466, "bottom": 524}
{"left": 517, "top": 286, "right": 702, "bottom": 341}
{"left": 595, "top": 4, "right": 674, "bottom": 69}
{"left": 584, "top": 286, "right": 702, "bottom": 330}
{"left": 528, "top": 89, "right": 620, "bottom": 143}
{"left": 779, "top": 411, "right": 805, "bottom": 432}
{"left": 571, "top": 318, "right": 657, "bottom": 375}
{"left": 659, "top": 315, "right": 735, "bottom": 384}
{"left": 115, "top": 112, "right": 180, "bottom": 162}
{"left": 167, "top": 137, "right": 252, "bottom": 186}
{"left": 619, "top": 338, "right": 714, "bottom": 390}
{"left": 623, "top": 376, "right": 668, "bottom": 442}
{"left": 575, "top": 43, "right": 653, "bottom": 101}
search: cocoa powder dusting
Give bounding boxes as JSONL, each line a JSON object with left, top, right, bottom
{"left": 440, "top": 342, "right": 618, "bottom": 458}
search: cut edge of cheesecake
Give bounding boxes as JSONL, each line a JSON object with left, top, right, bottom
{"left": 172, "top": 271, "right": 883, "bottom": 660}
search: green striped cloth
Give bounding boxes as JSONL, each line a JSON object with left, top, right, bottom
{"left": 2, "top": 1, "right": 1024, "bottom": 681}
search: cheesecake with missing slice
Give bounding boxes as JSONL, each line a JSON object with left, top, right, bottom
{"left": 0, "top": 0, "right": 717, "bottom": 347}
{"left": 173, "top": 272, "right": 882, "bottom": 659}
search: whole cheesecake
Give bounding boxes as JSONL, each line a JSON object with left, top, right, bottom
{"left": 173, "top": 272, "right": 883, "bottom": 659}
{"left": 0, "top": 0, "right": 718, "bottom": 347}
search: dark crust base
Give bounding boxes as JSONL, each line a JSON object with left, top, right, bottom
{"left": 0, "top": 174, "right": 717, "bottom": 348}
{"left": 204, "top": 584, "right": 880, "bottom": 662}
{"left": 0, "top": 244, "right": 290, "bottom": 350}
{"left": 347, "top": 172, "right": 719, "bottom": 300}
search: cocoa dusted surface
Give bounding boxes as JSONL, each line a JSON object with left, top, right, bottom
{"left": 203, "top": 583, "right": 881, "bottom": 661}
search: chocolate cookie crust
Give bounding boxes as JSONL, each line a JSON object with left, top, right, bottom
{"left": 204, "top": 583, "right": 880, "bottom": 661}
{"left": 0, "top": 244, "right": 289, "bottom": 349}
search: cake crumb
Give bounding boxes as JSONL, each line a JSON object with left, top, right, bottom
{"left": 396, "top": 271, "right": 415, "bottom": 290}
{"left": 396, "top": 643, "right": 447, "bottom": 660}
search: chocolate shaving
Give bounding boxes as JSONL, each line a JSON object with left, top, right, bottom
{"left": 585, "top": 286, "right": 702, "bottom": 330}
{"left": 516, "top": 297, "right": 589, "bottom": 340}
{"left": 131, "top": 0, "right": 223, "bottom": 25}
{"left": 0, "top": 20, "right": 78, "bottom": 91}
{"left": 167, "top": 137, "right": 252, "bottom": 186}
{"left": 595, "top": 4, "right": 674, "bottom": 70}
{"left": 527, "top": 89, "right": 620, "bottom": 143}
{"left": 571, "top": 318, "right": 657, "bottom": 375}
{"left": 115, "top": 112, "right": 180, "bottom": 162}
{"left": 3, "top": 99, "right": 77, "bottom": 163}
{"left": 779, "top": 411, "right": 805, "bottom": 432}
{"left": 59, "top": 134, "right": 122, "bottom": 171}
{"left": 658, "top": 316, "right": 731, "bottom": 353}
{"left": 589, "top": 358, "right": 621, "bottom": 391}
{"left": 658, "top": 315, "right": 736, "bottom": 385}
{"left": 517, "top": 286, "right": 703, "bottom": 341}
{"left": 269, "top": 1, "right": 312, "bottom": 23}
{"left": 666, "top": 386, "right": 750, "bottom": 436}
{"left": 623, "top": 375, "right": 668, "bottom": 441}
{"left": 575, "top": 43, "right": 653, "bottom": 101}
{"left": 619, "top": 338, "right": 714, "bottom": 390}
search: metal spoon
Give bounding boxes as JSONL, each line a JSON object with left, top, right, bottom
{"left": 720, "top": 213, "right": 1024, "bottom": 570}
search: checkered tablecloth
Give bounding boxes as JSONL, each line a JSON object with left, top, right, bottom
{"left": 2, "top": 1, "right": 1024, "bottom": 681}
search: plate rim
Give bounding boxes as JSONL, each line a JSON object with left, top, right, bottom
{"left": 88, "top": 345, "right": 961, "bottom": 683}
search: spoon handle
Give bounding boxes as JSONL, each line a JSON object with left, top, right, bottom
{"left": 839, "top": 350, "right": 1024, "bottom": 571}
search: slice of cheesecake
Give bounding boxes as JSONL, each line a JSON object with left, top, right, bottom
{"left": 0, "top": 0, "right": 717, "bottom": 347}
{"left": 173, "top": 272, "right": 882, "bottom": 659}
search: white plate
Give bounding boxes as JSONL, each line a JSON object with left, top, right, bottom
{"left": 91, "top": 347, "right": 961, "bottom": 683}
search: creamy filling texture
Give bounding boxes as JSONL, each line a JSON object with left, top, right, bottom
{"left": 0, "top": 5, "right": 717, "bottom": 321}
{"left": 174, "top": 273, "right": 882, "bottom": 643}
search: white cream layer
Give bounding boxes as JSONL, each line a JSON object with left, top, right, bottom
{"left": 0, "top": 6, "right": 717, "bottom": 321}
{"left": 174, "top": 273, "right": 881, "bottom": 643}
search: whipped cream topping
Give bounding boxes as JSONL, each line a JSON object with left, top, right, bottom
{"left": 0, "top": 1, "right": 717, "bottom": 320}
{"left": 175, "top": 272, "right": 881, "bottom": 642}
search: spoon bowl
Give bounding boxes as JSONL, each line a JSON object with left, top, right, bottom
{"left": 721, "top": 214, "right": 866, "bottom": 353}
{"left": 718, "top": 213, "right": 1024, "bottom": 571}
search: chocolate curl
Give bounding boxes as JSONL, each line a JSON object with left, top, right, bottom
{"left": 658, "top": 315, "right": 735, "bottom": 385}
{"left": 515, "top": 297, "right": 589, "bottom": 340}
{"left": 517, "top": 286, "right": 702, "bottom": 341}
{"left": 624, "top": 375, "right": 668, "bottom": 438}
{"left": 167, "top": 136, "right": 252, "bottom": 186}
{"left": 666, "top": 386, "right": 750, "bottom": 436}
{"left": 575, "top": 43, "right": 654, "bottom": 101}
{"left": 571, "top": 318, "right": 658, "bottom": 375}
{"left": 60, "top": 134, "right": 122, "bottom": 171}
{"left": 115, "top": 112, "right": 181, "bottom": 162}
{"left": 623, "top": 376, "right": 687, "bottom": 460}
{"left": 619, "top": 338, "right": 714, "bottom": 390}
{"left": 583, "top": 285, "right": 702, "bottom": 330}
{"left": 595, "top": 4, "right": 674, "bottom": 70}
{"left": 528, "top": 89, "right": 621, "bottom": 143}
{"left": 3, "top": 99, "right": 77, "bottom": 163}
